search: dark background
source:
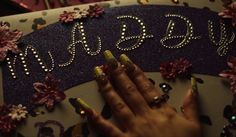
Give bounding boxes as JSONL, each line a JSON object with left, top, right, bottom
{"left": 0, "top": 0, "right": 29, "bottom": 17}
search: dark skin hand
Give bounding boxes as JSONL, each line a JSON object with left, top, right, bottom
{"left": 85, "top": 51, "right": 202, "bottom": 137}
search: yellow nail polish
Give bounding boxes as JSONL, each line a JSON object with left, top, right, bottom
{"left": 120, "top": 54, "right": 135, "bottom": 71}
{"left": 94, "top": 66, "right": 108, "bottom": 85}
{"left": 104, "top": 50, "right": 115, "bottom": 60}
{"left": 103, "top": 50, "right": 118, "bottom": 69}
{"left": 94, "top": 66, "right": 104, "bottom": 78}
{"left": 120, "top": 54, "right": 132, "bottom": 63}
{"left": 191, "top": 77, "right": 198, "bottom": 94}
{"left": 76, "top": 98, "right": 92, "bottom": 110}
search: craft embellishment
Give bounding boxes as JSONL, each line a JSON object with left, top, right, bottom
{"left": 0, "top": 22, "right": 23, "bottom": 62}
{"left": 159, "top": 83, "right": 172, "bottom": 93}
{"left": 115, "top": 15, "right": 154, "bottom": 51}
{"left": 0, "top": 5, "right": 236, "bottom": 137}
{"left": 220, "top": 56, "right": 236, "bottom": 137}
{"left": 88, "top": 4, "right": 104, "bottom": 18}
{"left": 59, "top": 11, "right": 78, "bottom": 23}
{"left": 73, "top": 8, "right": 89, "bottom": 19}
{"left": 219, "top": 56, "right": 236, "bottom": 94}
{"left": 218, "top": 1, "right": 236, "bottom": 28}
{"left": 4, "top": 7, "right": 236, "bottom": 80}
{"left": 0, "top": 104, "right": 27, "bottom": 134}
{"left": 1, "top": 7, "right": 236, "bottom": 137}
{"left": 59, "top": 22, "right": 102, "bottom": 67}
{"left": 208, "top": 20, "right": 235, "bottom": 56}
{"left": 32, "top": 74, "right": 66, "bottom": 111}
{"left": 160, "top": 14, "right": 201, "bottom": 49}
{"left": 59, "top": 4, "right": 104, "bottom": 23}
{"left": 8, "top": 104, "right": 28, "bottom": 121}
{"left": 58, "top": 4, "right": 104, "bottom": 67}
{"left": 160, "top": 58, "right": 192, "bottom": 80}
{"left": 6, "top": 45, "right": 55, "bottom": 79}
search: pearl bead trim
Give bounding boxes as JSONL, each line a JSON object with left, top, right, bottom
{"left": 160, "top": 14, "right": 201, "bottom": 49}
{"left": 59, "top": 22, "right": 102, "bottom": 67}
{"left": 6, "top": 45, "right": 55, "bottom": 79}
{"left": 208, "top": 20, "right": 235, "bottom": 56}
{"left": 115, "top": 15, "right": 154, "bottom": 51}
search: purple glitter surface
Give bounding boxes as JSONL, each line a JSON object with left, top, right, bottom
{"left": 1, "top": 5, "right": 236, "bottom": 110}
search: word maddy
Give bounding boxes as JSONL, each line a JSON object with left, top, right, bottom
{"left": 5, "top": 14, "right": 235, "bottom": 79}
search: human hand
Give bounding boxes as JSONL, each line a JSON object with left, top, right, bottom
{"left": 86, "top": 50, "right": 202, "bottom": 137}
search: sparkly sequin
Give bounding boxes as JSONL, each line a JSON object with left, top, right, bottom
{"left": 159, "top": 83, "right": 172, "bottom": 93}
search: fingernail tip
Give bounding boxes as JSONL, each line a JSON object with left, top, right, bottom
{"left": 76, "top": 98, "right": 91, "bottom": 110}
{"left": 94, "top": 66, "right": 104, "bottom": 77}
{"left": 103, "top": 50, "right": 114, "bottom": 59}
{"left": 119, "top": 54, "right": 128, "bottom": 60}
{"left": 190, "top": 77, "right": 198, "bottom": 94}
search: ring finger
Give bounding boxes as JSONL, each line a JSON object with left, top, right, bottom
{"left": 119, "top": 54, "right": 169, "bottom": 109}
{"left": 94, "top": 66, "right": 135, "bottom": 128}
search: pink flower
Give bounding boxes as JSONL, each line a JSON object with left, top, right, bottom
{"left": 32, "top": 74, "right": 66, "bottom": 111}
{"left": 160, "top": 58, "right": 192, "bottom": 80}
{"left": 219, "top": 56, "right": 236, "bottom": 94}
{"left": 59, "top": 11, "right": 76, "bottom": 23}
{"left": 88, "top": 4, "right": 104, "bottom": 18}
{"left": 58, "top": 5, "right": 104, "bottom": 23}
{"left": 0, "top": 116, "right": 16, "bottom": 133}
{"left": 0, "top": 105, "right": 16, "bottom": 134}
{"left": 8, "top": 104, "right": 28, "bottom": 121}
{"left": 73, "top": 8, "right": 89, "bottom": 19}
{"left": 0, "top": 22, "right": 22, "bottom": 62}
{"left": 160, "top": 62, "right": 177, "bottom": 80}
{"left": 219, "top": 2, "right": 236, "bottom": 27}
{"left": 174, "top": 58, "right": 192, "bottom": 75}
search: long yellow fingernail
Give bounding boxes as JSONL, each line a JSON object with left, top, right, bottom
{"left": 191, "top": 77, "right": 198, "bottom": 95}
{"left": 94, "top": 66, "right": 104, "bottom": 78}
{"left": 94, "top": 66, "right": 107, "bottom": 84}
{"left": 103, "top": 50, "right": 118, "bottom": 70}
{"left": 119, "top": 54, "right": 135, "bottom": 71}
{"left": 76, "top": 98, "right": 92, "bottom": 110}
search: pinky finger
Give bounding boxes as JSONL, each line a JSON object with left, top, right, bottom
{"left": 87, "top": 109, "right": 125, "bottom": 137}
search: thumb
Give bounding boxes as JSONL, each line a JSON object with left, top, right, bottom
{"left": 182, "top": 78, "right": 199, "bottom": 123}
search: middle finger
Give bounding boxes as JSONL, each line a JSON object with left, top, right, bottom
{"left": 104, "top": 50, "right": 150, "bottom": 116}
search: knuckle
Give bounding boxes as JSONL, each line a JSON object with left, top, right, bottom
{"left": 93, "top": 113, "right": 103, "bottom": 124}
{"left": 141, "top": 82, "right": 155, "bottom": 93}
{"left": 114, "top": 102, "right": 127, "bottom": 112}
{"left": 113, "top": 66, "right": 124, "bottom": 76}
{"left": 132, "top": 67, "right": 143, "bottom": 77}
{"left": 125, "top": 84, "right": 137, "bottom": 93}
{"left": 101, "top": 84, "right": 113, "bottom": 93}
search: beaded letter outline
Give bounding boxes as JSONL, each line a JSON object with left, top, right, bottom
{"left": 6, "top": 45, "right": 55, "bottom": 79}
{"left": 59, "top": 22, "right": 102, "bottom": 67}
{"left": 160, "top": 14, "right": 201, "bottom": 49}
{"left": 208, "top": 20, "right": 235, "bottom": 56}
{"left": 115, "top": 15, "right": 154, "bottom": 51}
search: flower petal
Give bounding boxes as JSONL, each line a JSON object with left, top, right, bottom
{"left": 33, "top": 83, "right": 47, "bottom": 93}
